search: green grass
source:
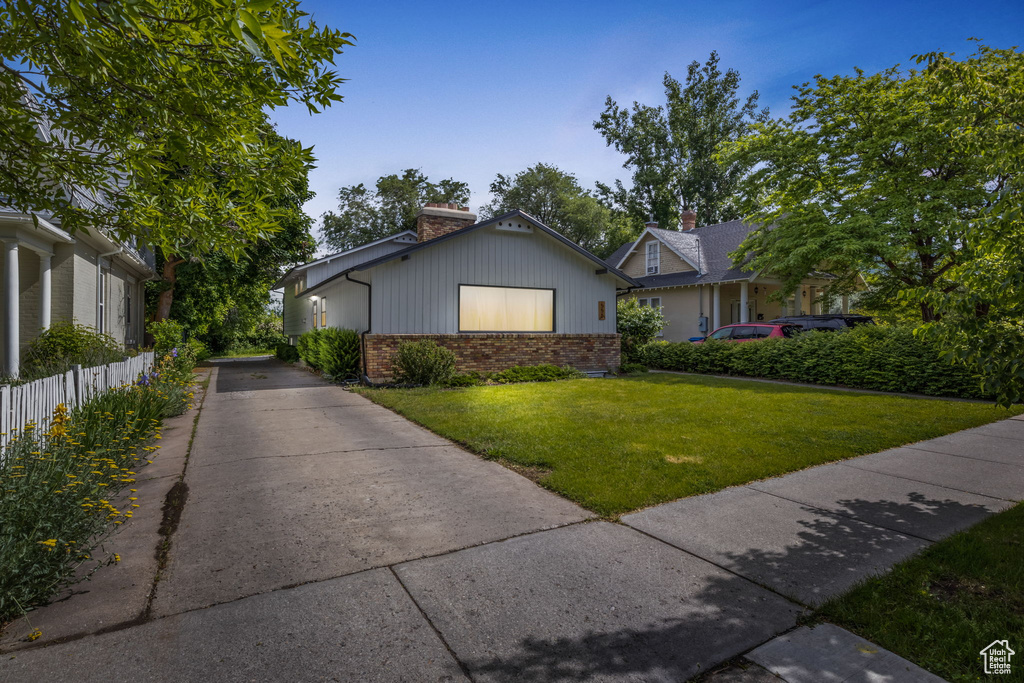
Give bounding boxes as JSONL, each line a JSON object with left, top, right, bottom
{"left": 817, "top": 503, "right": 1024, "bottom": 682}
{"left": 358, "top": 374, "right": 1022, "bottom": 516}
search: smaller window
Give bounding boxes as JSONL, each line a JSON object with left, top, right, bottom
{"left": 638, "top": 298, "right": 648, "bottom": 307}
{"left": 646, "top": 242, "right": 660, "bottom": 274}
{"left": 312, "top": 299, "right": 319, "bottom": 328}
{"left": 321, "top": 297, "right": 327, "bottom": 328}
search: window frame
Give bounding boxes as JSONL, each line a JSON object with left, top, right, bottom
{"left": 457, "top": 284, "right": 556, "bottom": 333}
{"left": 98, "top": 268, "right": 107, "bottom": 333}
{"left": 312, "top": 299, "right": 319, "bottom": 329}
{"left": 320, "top": 297, "right": 327, "bottom": 328}
{"left": 645, "top": 241, "right": 660, "bottom": 274}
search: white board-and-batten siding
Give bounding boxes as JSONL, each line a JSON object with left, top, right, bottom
{"left": 370, "top": 225, "right": 619, "bottom": 335}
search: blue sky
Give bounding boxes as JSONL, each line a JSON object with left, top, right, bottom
{"left": 270, "top": 0, "right": 1024, "bottom": 239}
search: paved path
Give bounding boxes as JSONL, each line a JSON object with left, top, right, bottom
{"left": 2, "top": 359, "right": 1022, "bottom": 681}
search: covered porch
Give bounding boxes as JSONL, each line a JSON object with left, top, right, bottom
{"left": 709, "top": 277, "right": 847, "bottom": 330}
{"left": 0, "top": 213, "right": 73, "bottom": 377}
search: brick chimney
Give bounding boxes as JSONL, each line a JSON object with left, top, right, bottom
{"left": 680, "top": 209, "right": 697, "bottom": 232}
{"left": 416, "top": 203, "right": 476, "bottom": 242}
{"left": 645, "top": 220, "right": 658, "bottom": 230}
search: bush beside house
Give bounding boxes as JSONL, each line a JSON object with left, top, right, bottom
{"left": 640, "top": 326, "right": 985, "bottom": 398}
{"left": 295, "top": 328, "right": 361, "bottom": 379}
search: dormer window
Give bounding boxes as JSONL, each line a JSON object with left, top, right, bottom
{"left": 646, "top": 242, "right": 660, "bottom": 274}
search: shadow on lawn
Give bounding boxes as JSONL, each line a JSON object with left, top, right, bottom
{"left": 461, "top": 493, "right": 990, "bottom": 682}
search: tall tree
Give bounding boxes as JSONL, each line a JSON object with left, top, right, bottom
{"left": 0, "top": 0, "right": 350, "bottom": 256}
{"left": 723, "top": 64, "right": 1001, "bottom": 322}
{"left": 481, "top": 163, "right": 613, "bottom": 254}
{"left": 321, "top": 169, "right": 469, "bottom": 251}
{"left": 911, "top": 44, "right": 1024, "bottom": 405}
{"left": 147, "top": 131, "right": 316, "bottom": 348}
{"left": 594, "top": 51, "right": 767, "bottom": 229}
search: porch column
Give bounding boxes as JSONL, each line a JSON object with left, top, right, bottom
{"left": 808, "top": 285, "right": 817, "bottom": 314}
{"left": 712, "top": 283, "right": 721, "bottom": 330}
{"left": 793, "top": 286, "right": 803, "bottom": 316}
{"left": 842, "top": 294, "right": 850, "bottom": 314}
{"left": 39, "top": 253, "right": 51, "bottom": 331}
{"left": 4, "top": 241, "right": 19, "bottom": 377}
{"left": 739, "top": 281, "right": 749, "bottom": 323}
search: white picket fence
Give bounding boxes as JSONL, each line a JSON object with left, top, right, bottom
{"left": 0, "top": 352, "right": 155, "bottom": 452}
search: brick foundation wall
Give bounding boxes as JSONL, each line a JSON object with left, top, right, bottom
{"left": 364, "top": 333, "right": 621, "bottom": 382}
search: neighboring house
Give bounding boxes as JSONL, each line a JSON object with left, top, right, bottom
{"left": 1, "top": 207, "right": 155, "bottom": 377}
{"left": 607, "top": 211, "right": 844, "bottom": 342}
{"left": 276, "top": 203, "right": 638, "bottom": 381}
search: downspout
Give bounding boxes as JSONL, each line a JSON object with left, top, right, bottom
{"left": 345, "top": 272, "right": 372, "bottom": 383}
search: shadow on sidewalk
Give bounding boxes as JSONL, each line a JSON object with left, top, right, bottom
{"left": 463, "top": 494, "right": 989, "bottom": 682}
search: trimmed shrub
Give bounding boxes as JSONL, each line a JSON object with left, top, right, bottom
{"left": 296, "top": 329, "right": 324, "bottom": 369}
{"left": 390, "top": 340, "right": 456, "bottom": 386}
{"left": 491, "top": 364, "right": 586, "bottom": 383}
{"left": 443, "top": 372, "right": 487, "bottom": 388}
{"left": 639, "top": 326, "right": 985, "bottom": 398}
{"left": 318, "top": 328, "right": 361, "bottom": 379}
{"left": 276, "top": 342, "right": 300, "bottom": 363}
{"left": 19, "top": 322, "right": 123, "bottom": 380}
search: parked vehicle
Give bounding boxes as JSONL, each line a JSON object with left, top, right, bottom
{"left": 694, "top": 323, "right": 801, "bottom": 343}
{"left": 767, "top": 314, "right": 875, "bottom": 332}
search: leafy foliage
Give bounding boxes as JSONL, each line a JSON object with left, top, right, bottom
{"left": 19, "top": 322, "right": 123, "bottom": 381}
{"left": 640, "top": 326, "right": 986, "bottom": 398}
{"left": 618, "top": 362, "right": 649, "bottom": 375}
{"left": 146, "top": 130, "right": 316, "bottom": 352}
{"left": 390, "top": 340, "right": 456, "bottom": 386}
{"left": 295, "top": 328, "right": 324, "bottom": 369}
{"left": 0, "top": 0, "right": 351, "bottom": 255}
{"left": 595, "top": 51, "right": 768, "bottom": 230}
{"left": 276, "top": 343, "right": 300, "bottom": 363}
{"left": 491, "top": 364, "right": 585, "bottom": 384}
{"left": 316, "top": 328, "right": 361, "bottom": 379}
{"left": 147, "top": 319, "right": 185, "bottom": 355}
{"left": 617, "top": 298, "right": 667, "bottom": 362}
{"left": 908, "top": 44, "right": 1024, "bottom": 406}
{"left": 321, "top": 169, "right": 470, "bottom": 251}
{"left": 481, "top": 163, "right": 613, "bottom": 253}
{"left": 724, "top": 61, "right": 999, "bottom": 320}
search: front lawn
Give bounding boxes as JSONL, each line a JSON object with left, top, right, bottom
{"left": 817, "top": 503, "right": 1024, "bottom": 682}
{"left": 358, "top": 374, "right": 1022, "bottom": 516}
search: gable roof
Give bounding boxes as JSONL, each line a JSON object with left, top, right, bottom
{"left": 604, "top": 242, "right": 633, "bottom": 269}
{"left": 615, "top": 219, "right": 765, "bottom": 288}
{"left": 301, "top": 210, "right": 640, "bottom": 296}
{"left": 274, "top": 230, "right": 417, "bottom": 289}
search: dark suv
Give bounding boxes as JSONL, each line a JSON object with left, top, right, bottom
{"left": 767, "top": 314, "right": 875, "bottom": 332}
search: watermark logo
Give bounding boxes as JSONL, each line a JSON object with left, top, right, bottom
{"left": 980, "top": 640, "right": 1015, "bottom": 675}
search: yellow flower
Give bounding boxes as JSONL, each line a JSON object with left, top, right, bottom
{"left": 113, "top": 554, "right": 121, "bottom": 563}
{"left": 38, "top": 539, "right": 57, "bottom": 547}
{"left": 26, "top": 629, "right": 42, "bottom": 642}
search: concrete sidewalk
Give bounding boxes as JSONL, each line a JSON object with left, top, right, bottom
{"left": 1, "top": 358, "right": 1020, "bottom": 681}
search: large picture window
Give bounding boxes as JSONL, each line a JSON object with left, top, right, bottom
{"left": 459, "top": 285, "right": 554, "bottom": 332}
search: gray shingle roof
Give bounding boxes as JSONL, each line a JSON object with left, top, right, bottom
{"left": 621, "top": 220, "right": 762, "bottom": 288}
{"left": 604, "top": 242, "right": 633, "bottom": 269}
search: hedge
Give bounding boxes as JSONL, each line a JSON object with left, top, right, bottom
{"left": 639, "top": 326, "right": 985, "bottom": 399}
{"left": 296, "top": 328, "right": 361, "bottom": 379}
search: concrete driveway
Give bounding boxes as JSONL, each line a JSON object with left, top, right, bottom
{"left": 6, "top": 358, "right": 1018, "bottom": 681}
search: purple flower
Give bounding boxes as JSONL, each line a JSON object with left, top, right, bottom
{"left": 171, "top": 348, "right": 179, "bottom": 358}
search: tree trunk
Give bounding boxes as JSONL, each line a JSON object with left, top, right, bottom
{"left": 920, "top": 301, "right": 940, "bottom": 322}
{"left": 154, "top": 256, "right": 186, "bottom": 322}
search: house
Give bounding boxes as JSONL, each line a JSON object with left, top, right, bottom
{"left": 607, "top": 210, "right": 845, "bottom": 341}
{"left": 1, "top": 207, "right": 155, "bottom": 377}
{"left": 276, "top": 204, "right": 638, "bottom": 381}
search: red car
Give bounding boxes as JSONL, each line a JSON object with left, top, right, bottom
{"left": 694, "top": 323, "right": 801, "bottom": 343}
